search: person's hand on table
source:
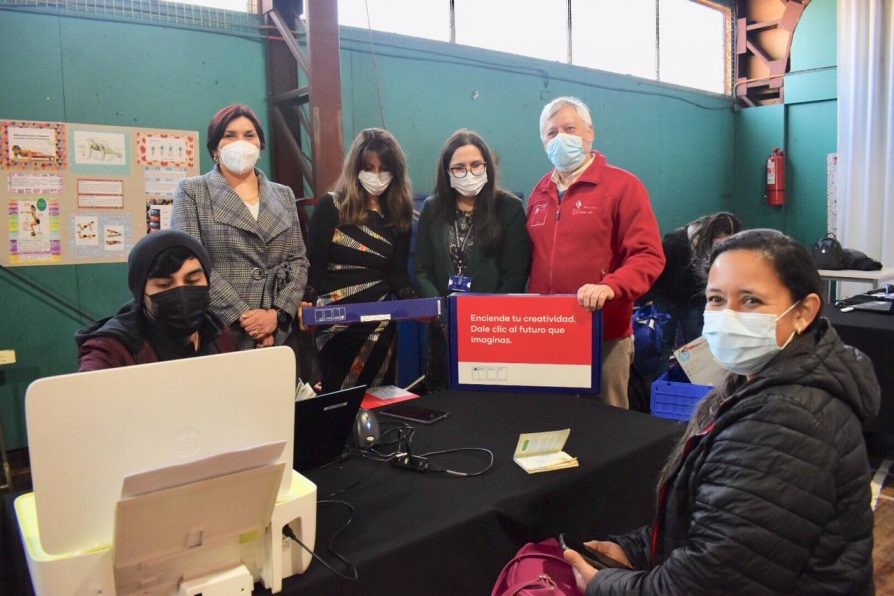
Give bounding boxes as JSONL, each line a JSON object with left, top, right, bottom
{"left": 240, "top": 308, "right": 277, "bottom": 339}
{"left": 563, "top": 540, "right": 632, "bottom": 592}
{"left": 577, "top": 284, "right": 614, "bottom": 311}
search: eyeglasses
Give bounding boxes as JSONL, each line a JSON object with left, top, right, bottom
{"left": 448, "top": 162, "right": 486, "bottom": 178}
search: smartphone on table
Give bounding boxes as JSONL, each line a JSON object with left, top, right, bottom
{"left": 557, "top": 533, "right": 631, "bottom": 570}
{"left": 378, "top": 403, "right": 449, "bottom": 424}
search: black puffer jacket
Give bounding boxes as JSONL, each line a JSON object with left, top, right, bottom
{"left": 589, "top": 319, "right": 880, "bottom": 595}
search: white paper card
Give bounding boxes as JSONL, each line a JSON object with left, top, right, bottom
{"left": 673, "top": 336, "right": 726, "bottom": 387}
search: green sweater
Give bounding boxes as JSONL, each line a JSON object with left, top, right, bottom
{"left": 414, "top": 191, "right": 531, "bottom": 297}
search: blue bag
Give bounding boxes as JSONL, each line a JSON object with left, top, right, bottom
{"left": 632, "top": 304, "right": 671, "bottom": 375}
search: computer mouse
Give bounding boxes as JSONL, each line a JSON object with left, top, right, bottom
{"left": 353, "top": 408, "right": 381, "bottom": 449}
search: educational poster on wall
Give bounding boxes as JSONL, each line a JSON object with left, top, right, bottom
{"left": 70, "top": 129, "right": 129, "bottom": 174}
{"left": 448, "top": 294, "right": 602, "bottom": 393}
{"left": 8, "top": 198, "right": 61, "bottom": 264}
{"left": 1, "top": 121, "right": 66, "bottom": 170}
{"left": 136, "top": 132, "right": 195, "bottom": 168}
{"left": 0, "top": 119, "right": 198, "bottom": 266}
{"left": 145, "top": 198, "right": 173, "bottom": 234}
{"left": 7, "top": 173, "right": 64, "bottom": 195}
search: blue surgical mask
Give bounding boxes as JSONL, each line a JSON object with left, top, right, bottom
{"left": 546, "top": 133, "right": 587, "bottom": 172}
{"left": 702, "top": 301, "right": 799, "bottom": 376}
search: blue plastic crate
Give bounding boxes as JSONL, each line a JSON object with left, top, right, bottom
{"left": 650, "top": 367, "right": 713, "bottom": 422}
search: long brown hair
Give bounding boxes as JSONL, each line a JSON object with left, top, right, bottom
{"left": 332, "top": 128, "right": 413, "bottom": 232}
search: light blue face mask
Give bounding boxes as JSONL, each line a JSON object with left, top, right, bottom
{"left": 546, "top": 133, "right": 587, "bottom": 172}
{"left": 702, "top": 301, "right": 800, "bottom": 376}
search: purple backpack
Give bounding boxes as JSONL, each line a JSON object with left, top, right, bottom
{"left": 492, "top": 538, "right": 583, "bottom": 596}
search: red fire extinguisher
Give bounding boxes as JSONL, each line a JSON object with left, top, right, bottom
{"left": 766, "top": 148, "right": 786, "bottom": 206}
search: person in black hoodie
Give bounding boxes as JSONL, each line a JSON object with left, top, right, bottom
{"left": 564, "top": 229, "right": 879, "bottom": 595}
{"left": 649, "top": 212, "right": 741, "bottom": 349}
{"left": 76, "top": 229, "right": 235, "bottom": 371}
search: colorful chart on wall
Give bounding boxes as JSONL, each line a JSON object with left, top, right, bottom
{"left": 0, "top": 119, "right": 199, "bottom": 266}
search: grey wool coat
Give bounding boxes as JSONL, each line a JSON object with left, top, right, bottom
{"left": 172, "top": 166, "right": 309, "bottom": 350}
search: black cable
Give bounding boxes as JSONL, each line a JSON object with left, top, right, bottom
{"left": 283, "top": 519, "right": 358, "bottom": 582}
{"left": 317, "top": 500, "right": 358, "bottom": 577}
{"left": 417, "top": 447, "right": 495, "bottom": 477}
{"left": 326, "top": 425, "right": 413, "bottom": 497}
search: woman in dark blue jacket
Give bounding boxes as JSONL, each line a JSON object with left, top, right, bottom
{"left": 566, "top": 229, "right": 879, "bottom": 595}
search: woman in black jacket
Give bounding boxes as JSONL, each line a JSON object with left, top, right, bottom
{"left": 566, "top": 229, "right": 880, "bottom": 595}
{"left": 414, "top": 129, "right": 530, "bottom": 389}
{"left": 303, "top": 129, "right": 415, "bottom": 393}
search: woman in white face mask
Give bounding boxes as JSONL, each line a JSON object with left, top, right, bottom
{"left": 302, "top": 128, "right": 415, "bottom": 393}
{"left": 413, "top": 129, "right": 531, "bottom": 389}
{"left": 172, "top": 104, "right": 308, "bottom": 351}
{"left": 562, "top": 229, "right": 879, "bottom": 595}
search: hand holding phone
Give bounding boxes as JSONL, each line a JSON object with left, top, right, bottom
{"left": 558, "top": 533, "right": 631, "bottom": 570}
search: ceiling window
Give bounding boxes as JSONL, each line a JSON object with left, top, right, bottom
{"left": 454, "top": 0, "right": 568, "bottom": 63}
{"left": 338, "top": 0, "right": 450, "bottom": 42}
{"left": 337, "top": 0, "right": 730, "bottom": 95}
{"left": 571, "top": 0, "right": 657, "bottom": 80}
{"left": 659, "top": 0, "right": 727, "bottom": 94}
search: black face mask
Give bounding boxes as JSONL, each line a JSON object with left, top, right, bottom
{"left": 145, "top": 285, "right": 210, "bottom": 337}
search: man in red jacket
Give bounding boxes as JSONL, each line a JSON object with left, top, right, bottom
{"left": 527, "top": 96, "right": 665, "bottom": 408}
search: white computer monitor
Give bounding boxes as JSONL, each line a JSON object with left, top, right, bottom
{"left": 25, "top": 346, "right": 296, "bottom": 555}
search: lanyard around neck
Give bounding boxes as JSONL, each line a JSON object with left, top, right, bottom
{"left": 453, "top": 211, "right": 474, "bottom": 271}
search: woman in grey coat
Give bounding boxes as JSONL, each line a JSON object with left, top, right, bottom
{"left": 173, "top": 104, "right": 308, "bottom": 350}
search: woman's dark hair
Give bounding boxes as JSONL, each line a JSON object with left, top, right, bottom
{"left": 656, "top": 229, "right": 825, "bottom": 495}
{"left": 332, "top": 128, "right": 413, "bottom": 232}
{"left": 431, "top": 129, "right": 502, "bottom": 256}
{"left": 206, "top": 104, "right": 266, "bottom": 158}
{"left": 690, "top": 211, "right": 741, "bottom": 262}
{"left": 147, "top": 246, "right": 199, "bottom": 280}
{"left": 709, "top": 228, "right": 824, "bottom": 313}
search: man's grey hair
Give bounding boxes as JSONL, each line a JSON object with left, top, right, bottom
{"left": 539, "top": 96, "right": 592, "bottom": 141}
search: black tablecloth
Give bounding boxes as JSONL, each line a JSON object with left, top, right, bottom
{"left": 2, "top": 390, "right": 682, "bottom": 596}
{"left": 825, "top": 307, "right": 894, "bottom": 454}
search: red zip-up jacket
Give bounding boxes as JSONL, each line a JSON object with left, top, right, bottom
{"left": 526, "top": 151, "right": 665, "bottom": 340}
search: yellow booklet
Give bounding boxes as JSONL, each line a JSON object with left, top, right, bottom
{"left": 513, "top": 429, "right": 578, "bottom": 474}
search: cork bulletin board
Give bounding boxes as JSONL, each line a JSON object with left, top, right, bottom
{"left": 1, "top": 119, "right": 200, "bottom": 267}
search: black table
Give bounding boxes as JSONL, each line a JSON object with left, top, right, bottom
{"left": 2, "top": 391, "right": 682, "bottom": 596}
{"left": 825, "top": 306, "right": 894, "bottom": 455}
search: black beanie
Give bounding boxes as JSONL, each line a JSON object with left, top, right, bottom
{"left": 127, "top": 230, "right": 212, "bottom": 302}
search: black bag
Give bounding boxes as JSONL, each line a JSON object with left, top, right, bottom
{"left": 842, "top": 248, "right": 883, "bottom": 271}
{"left": 812, "top": 233, "right": 845, "bottom": 269}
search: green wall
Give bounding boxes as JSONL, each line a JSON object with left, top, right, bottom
{"left": 0, "top": 9, "right": 270, "bottom": 450}
{"left": 1, "top": 9, "right": 739, "bottom": 450}
{"left": 339, "top": 28, "right": 736, "bottom": 231}
{"left": 731, "top": 0, "right": 836, "bottom": 244}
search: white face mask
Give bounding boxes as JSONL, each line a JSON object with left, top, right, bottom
{"left": 449, "top": 171, "right": 488, "bottom": 197}
{"left": 218, "top": 140, "right": 260, "bottom": 175}
{"left": 702, "top": 301, "right": 800, "bottom": 376}
{"left": 358, "top": 170, "right": 393, "bottom": 196}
